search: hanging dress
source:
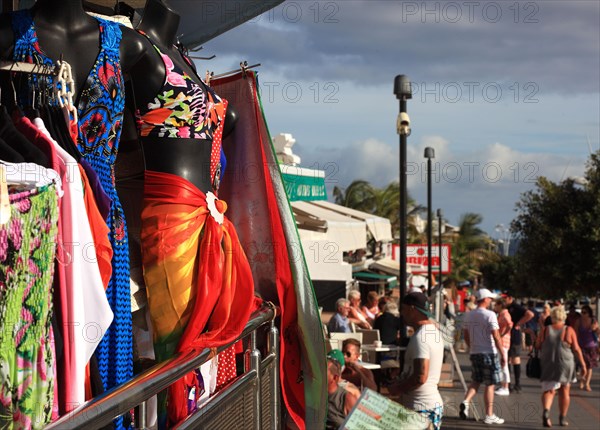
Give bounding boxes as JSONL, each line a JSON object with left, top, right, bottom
{"left": 0, "top": 181, "right": 59, "bottom": 430}
{"left": 135, "top": 31, "right": 255, "bottom": 427}
{"left": 11, "top": 10, "right": 133, "bottom": 410}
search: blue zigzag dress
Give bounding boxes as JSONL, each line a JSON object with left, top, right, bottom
{"left": 11, "top": 10, "right": 132, "bottom": 427}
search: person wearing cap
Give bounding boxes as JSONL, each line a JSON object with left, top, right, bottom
{"left": 390, "top": 292, "right": 444, "bottom": 430}
{"left": 505, "top": 293, "right": 535, "bottom": 392}
{"left": 326, "top": 351, "right": 358, "bottom": 429}
{"left": 459, "top": 288, "right": 506, "bottom": 425}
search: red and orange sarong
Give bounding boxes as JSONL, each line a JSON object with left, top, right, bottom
{"left": 141, "top": 170, "right": 254, "bottom": 426}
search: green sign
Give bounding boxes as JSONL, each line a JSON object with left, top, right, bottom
{"left": 281, "top": 172, "right": 327, "bottom": 201}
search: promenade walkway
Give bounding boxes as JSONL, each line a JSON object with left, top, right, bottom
{"left": 436, "top": 350, "right": 600, "bottom": 429}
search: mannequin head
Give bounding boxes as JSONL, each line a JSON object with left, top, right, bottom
{"left": 137, "top": 0, "right": 180, "bottom": 48}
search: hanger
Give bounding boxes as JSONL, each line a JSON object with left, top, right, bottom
{"left": 0, "top": 164, "right": 9, "bottom": 225}
{"left": 209, "top": 61, "right": 261, "bottom": 81}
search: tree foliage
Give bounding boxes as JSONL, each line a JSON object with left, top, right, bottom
{"left": 510, "top": 151, "right": 600, "bottom": 297}
{"left": 333, "top": 180, "right": 415, "bottom": 237}
{"left": 451, "top": 212, "right": 492, "bottom": 281}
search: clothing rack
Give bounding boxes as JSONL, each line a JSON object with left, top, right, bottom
{"left": 0, "top": 60, "right": 59, "bottom": 75}
{"left": 206, "top": 61, "right": 261, "bottom": 85}
{"left": 0, "top": 59, "right": 75, "bottom": 109}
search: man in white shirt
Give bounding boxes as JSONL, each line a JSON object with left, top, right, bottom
{"left": 390, "top": 292, "right": 444, "bottom": 430}
{"left": 460, "top": 288, "right": 506, "bottom": 425}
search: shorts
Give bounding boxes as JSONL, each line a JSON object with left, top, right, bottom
{"left": 416, "top": 405, "right": 443, "bottom": 430}
{"left": 470, "top": 353, "right": 503, "bottom": 386}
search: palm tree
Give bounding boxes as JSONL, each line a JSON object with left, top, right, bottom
{"left": 450, "top": 213, "right": 494, "bottom": 280}
{"left": 333, "top": 180, "right": 422, "bottom": 238}
{"left": 333, "top": 180, "right": 376, "bottom": 213}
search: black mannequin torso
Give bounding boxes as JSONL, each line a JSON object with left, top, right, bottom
{"left": 0, "top": 0, "right": 160, "bottom": 108}
{"left": 133, "top": 0, "right": 237, "bottom": 192}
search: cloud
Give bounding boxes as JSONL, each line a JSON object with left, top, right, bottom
{"left": 295, "top": 134, "right": 588, "bottom": 235}
{"left": 205, "top": 0, "right": 600, "bottom": 94}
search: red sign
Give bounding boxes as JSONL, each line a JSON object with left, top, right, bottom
{"left": 392, "top": 244, "right": 452, "bottom": 274}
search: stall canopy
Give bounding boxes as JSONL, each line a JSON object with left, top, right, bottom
{"left": 173, "top": 0, "right": 286, "bottom": 48}
{"left": 291, "top": 201, "right": 367, "bottom": 252}
{"left": 369, "top": 257, "right": 402, "bottom": 277}
{"left": 354, "top": 271, "right": 398, "bottom": 288}
{"left": 84, "top": 1, "right": 285, "bottom": 49}
{"left": 311, "top": 200, "right": 393, "bottom": 242}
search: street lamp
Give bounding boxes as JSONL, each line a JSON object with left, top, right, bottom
{"left": 424, "top": 147, "right": 435, "bottom": 296}
{"left": 437, "top": 208, "right": 443, "bottom": 286}
{"left": 394, "top": 74, "right": 412, "bottom": 342}
{"left": 495, "top": 223, "right": 511, "bottom": 256}
{"left": 436, "top": 208, "right": 443, "bottom": 322}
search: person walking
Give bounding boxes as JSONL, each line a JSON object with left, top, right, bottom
{"left": 494, "top": 298, "right": 513, "bottom": 396}
{"left": 505, "top": 293, "right": 535, "bottom": 392}
{"left": 390, "top": 292, "right": 444, "bottom": 430}
{"left": 536, "top": 306, "right": 586, "bottom": 427}
{"left": 574, "top": 305, "right": 599, "bottom": 392}
{"left": 459, "top": 289, "right": 506, "bottom": 425}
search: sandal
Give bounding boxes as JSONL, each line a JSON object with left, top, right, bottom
{"left": 559, "top": 416, "right": 569, "bottom": 427}
{"left": 543, "top": 410, "right": 552, "bottom": 428}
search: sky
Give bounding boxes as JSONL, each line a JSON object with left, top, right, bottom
{"left": 198, "top": 0, "right": 600, "bottom": 236}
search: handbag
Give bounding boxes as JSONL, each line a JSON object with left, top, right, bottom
{"left": 526, "top": 350, "right": 542, "bottom": 379}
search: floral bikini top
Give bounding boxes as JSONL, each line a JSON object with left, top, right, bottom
{"left": 135, "top": 30, "right": 228, "bottom": 187}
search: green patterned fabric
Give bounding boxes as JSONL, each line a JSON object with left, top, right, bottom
{"left": 0, "top": 184, "right": 59, "bottom": 429}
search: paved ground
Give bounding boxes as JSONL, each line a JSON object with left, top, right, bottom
{"left": 434, "top": 350, "right": 600, "bottom": 429}
{"left": 322, "top": 304, "right": 600, "bottom": 429}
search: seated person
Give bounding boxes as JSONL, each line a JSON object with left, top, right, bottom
{"left": 328, "top": 298, "right": 352, "bottom": 333}
{"left": 361, "top": 291, "right": 380, "bottom": 325}
{"left": 374, "top": 301, "right": 402, "bottom": 345}
{"left": 341, "top": 338, "right": 377, "bottom": 391}
{"left": 348, "top": 290, "right": 372, "bottom": 329}
{"left": 326, "top": 351, "right": 358, "bottom": 429}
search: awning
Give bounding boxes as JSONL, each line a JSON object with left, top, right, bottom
{"left": 353, "top": 271, "right": 397, "bottom": 287}
{"left": 84, "top": 1, "right": 285, "bottom": 49}
{"left": 310, "top": 200, "right": 392, "bottom": 242}
{"left": 369, "top": 257, "right": 402, "bottom": 277}
{"left": 174, "top": 1, "right": 286, "bottom": 48}
{"left": 291, "top": 201, "right": 366, "bottom": 252}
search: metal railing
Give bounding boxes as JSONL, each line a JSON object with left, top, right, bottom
{"left": 46, "top": 303, "right": 279, "bottom": 430}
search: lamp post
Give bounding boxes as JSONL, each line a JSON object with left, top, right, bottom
{"left": 424, "top": 147, "right": 435, "bottom": 296}
{"left": 394, "top": 75, "right": 411, "bottom": 342}
{"left": 437, "top": 208, "right": 443, "bottom": 285}
{"left": 436, "top": 208, "right": 443, "bottom": 321}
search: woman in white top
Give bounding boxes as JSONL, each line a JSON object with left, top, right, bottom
{"left": 347, "top": 290, "right": 371, "bottom": 329}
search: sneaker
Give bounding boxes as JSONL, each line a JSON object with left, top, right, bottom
{"left": 484, "top": 414, "right": 505, "bottom": 424}
{"left": 459, "top": 401, "right": 469, "bottom": 420}
{"left": 495, "top": 387, "right": 510, "bottom": 396}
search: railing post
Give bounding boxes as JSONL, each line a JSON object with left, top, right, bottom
{"left": 138, "top": 400, "right": 147, "bottom": 430}
{"left": 269, "top": 320, "right": 280, "bottom": 430}
{"left": 249, "top": 331, "right": 262, "bottom": 429}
